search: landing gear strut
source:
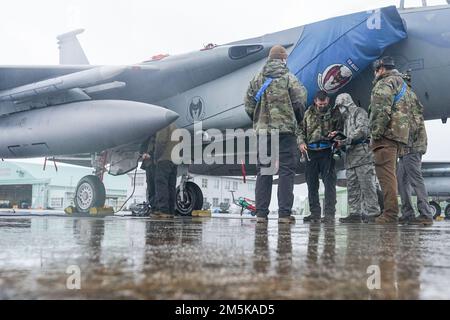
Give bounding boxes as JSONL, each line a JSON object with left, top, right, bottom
{"left": 73, "top": 152, "right": 107, "bottom": 213}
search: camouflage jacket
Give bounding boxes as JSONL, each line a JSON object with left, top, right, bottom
{"left": 341, "top": 103, "right": 374, "bottom": 169}
{"left": 244, "top": 59, "right": 307, "bottom": 137}
{"left": 298, "top": 104, "right": 343, "bottom": 146}
{"left": 368, "top": 69, "right": 411, "bottom": 144}
{"left": 154, "top": 122, "right": 178, "bottom": 163}
{"left": 401, "top": 90, "right": 428, "bottom": 156}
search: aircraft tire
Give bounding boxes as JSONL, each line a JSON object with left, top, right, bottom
{"left": 445, "top": 204, "right": 450, "bottom": 220}
{"left": 430, "top": 201, "right": 442, "bottom": 220}
{"left": 176, "top": 182, "right": 203, "bottom": 216}
{"left": 74, "top": 175, "right": 106, "bottom": 213}
{"left": 192, "top": 183, "right": 204, "bottom": 211}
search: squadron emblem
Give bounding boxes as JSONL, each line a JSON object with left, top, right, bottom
{"left": 187, "top": 96, "right": 206, "bottom": 122}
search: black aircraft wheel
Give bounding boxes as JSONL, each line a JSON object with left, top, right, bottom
{"left": 430, "top": 201, "right": 442, "bottom": 220}
{"left": 176, "top": 182, "right": 203, "bottom": 216}
{"left": 445, "top": 204, "right": 450, "bottom": 220}
{"left": 192, "top": 183, "right": 204, "bottom": 211}
{"left": 74, "top": 175, "right": 106, "bottom": 213}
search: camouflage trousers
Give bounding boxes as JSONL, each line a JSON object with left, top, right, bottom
{"left": 346, "top": 163, "right": 381, "bottom": 217}
{"left": 154, "top": 160, "right": 177, "bottom": 215}
{"left": 305, "top": 149, "right": 337, "bottom": 217}
{"left": 145, "top": 163, "right": 156, "bottom": 207}
{"left": 372, "top": 137, "right": 400, "bottom": 218}
{"left": 255, "top": 134, "right": 299, "bottom": 218}
{"left": 397, "top": 152, "right": 433, "bottom": 218}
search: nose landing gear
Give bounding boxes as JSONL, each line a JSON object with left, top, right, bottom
{"left": 74, "top": 175, "right": 106, "bottom": 213}
{"left": 176, "top": 174, "right": 203, "bottom": 216}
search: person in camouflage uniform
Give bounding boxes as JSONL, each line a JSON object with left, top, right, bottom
{"left": 369, "top": 56, "right": 412, "bottom": 224}
{"left": 334, "top": 93, "right": 380, "bottom": 223}
{"left": 140, "top": 135, "right": 156, "bottom": 209}
{"left": 151, "top": 122, "right": 179, "bottom": 218}
{"left": 397, "top": 76, "right": 433, "bottom": 225}
{"left": 298, "top": 90, "right": 343, "bottom": 223}
{"left": 245, "top": 45, "right": 307, "bottom": 224}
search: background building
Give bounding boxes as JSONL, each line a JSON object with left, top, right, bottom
{"left": 127, "top": 169, "right": 257, "bottom": 211}
{"left": 301, "top": 186, "right": 348, "bottom": 217}
{"left": 299, "top": 186, "right": 449, "bottom": 218}
{"left": 192, "top": 174, "right": 256, "bottom": 209}
{"left": 0, "top": 161, "right": 129, "bottom": 210}
{"left": 126, "top": 169, "right": 308, "bottom": 214}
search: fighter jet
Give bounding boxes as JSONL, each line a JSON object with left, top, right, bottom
{"left": 0, "top": 1, "right": 449, "bottom": 215}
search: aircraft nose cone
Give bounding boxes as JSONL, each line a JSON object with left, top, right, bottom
{"left": 90, "top": 101, "right": 179, "bottom": 145}
{"left": 165, "top": 109, "right": 179, "bottom": 124}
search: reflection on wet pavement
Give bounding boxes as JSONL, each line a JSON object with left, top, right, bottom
{"left": 1, "top": 215, "right": 450, "bottom": 299}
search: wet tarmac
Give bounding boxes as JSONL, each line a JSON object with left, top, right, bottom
{"left": 1, "top": 213, "right": 450, "bottom": 299}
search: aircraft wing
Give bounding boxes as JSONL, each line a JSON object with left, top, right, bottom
{"left": 0, "top": 41, "right": 283, "bottom": 116}
{"left": 0, "top": 41, "right": 279, "bottom": 162}
{"left": 0, "top": 30, "right": 90, "bottom": 90}
{"left": 0, "top": 64, "right": 133, "bottom": 117}
{"left": 0, "top": 65, "right": 94, "bottom": 91}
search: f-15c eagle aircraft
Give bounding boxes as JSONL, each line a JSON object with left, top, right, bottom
{"left": 1, "top": 2, "right": 449, "bottom": 215}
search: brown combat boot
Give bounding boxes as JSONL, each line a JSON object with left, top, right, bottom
{"left": 375, "top": 214, "right": 398, "bottom": 224}
{"left": 150, "top": 211, "right": 174, "bottom": 219}
{"left": 409, "top": 215, "right": 433, "bottom": 226}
